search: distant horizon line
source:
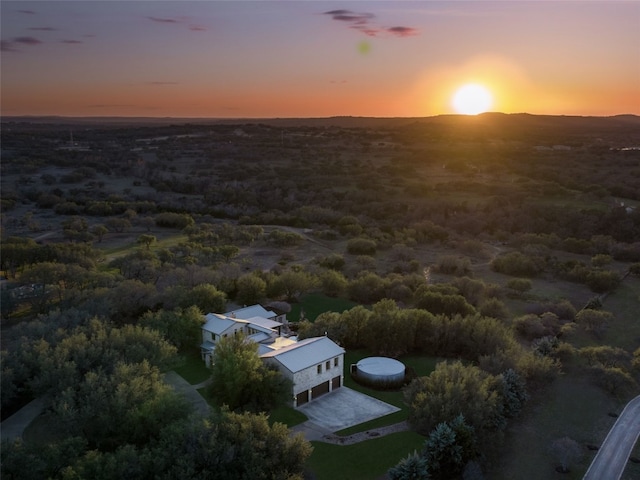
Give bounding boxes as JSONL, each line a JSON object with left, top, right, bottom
{"left": 2, "top": 112, "right": 639, "bottom": 121}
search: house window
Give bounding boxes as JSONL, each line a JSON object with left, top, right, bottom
{"left": 317, "top": 365, "right": 322, "bottom": 374}
{"left": 326, "top": 361, "right": 330, "bottom": 370}
{"left": 334, "top": 357, "right": 339, "bottom": 367}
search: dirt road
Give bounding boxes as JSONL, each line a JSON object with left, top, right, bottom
{"left": 583, "top": 395, "right": 640, "bottom": 480}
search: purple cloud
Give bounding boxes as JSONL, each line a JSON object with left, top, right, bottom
{"left": 61, "top": 39, "right": 83, "bottom": 44}
{"left": 148, "top": 16, "right": 179, "bottom": 24}
{"left": 350, "top": 25, "right": 381, "bottom": 37}
{"left": 29, "top": 27, "right": 57, "bottom": 31}
{"left": 324, "top": 9, "right": 375, "bottom": 24}
{"left": 387, "top": 26, "right": 419, "bottom": 37}
{"left": 17, "top": 10, "right": 36, "bottom": 15}
{"left": 147, "top": 15, "right": 206, "bottom": 32}
{"left": 14, "top": 36, "right": 42, "bottom": 45}
{"left": 322, "top": 9, "right": 418, "bottom": 39}
{"left": 1, "top": 40, "right": 17, "bottom": 52}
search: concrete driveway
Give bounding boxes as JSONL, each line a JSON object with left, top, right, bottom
{"left": 296, "top": 387, "right": 400, "bottom": 432}
{"left": 0, "top": 398, "right": 45, "bottom": 441}
{"left": 163, "top": 371, "right": 211, "bottom": 417}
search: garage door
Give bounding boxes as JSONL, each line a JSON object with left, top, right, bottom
{"left": 296, "top": 390, "right": 309, "bottom": 406}
{"left": 311, "top": 381, "right": 330, "bottom": 400}
{"left": 332, "top": 376, "right": 341, "bottom": 390}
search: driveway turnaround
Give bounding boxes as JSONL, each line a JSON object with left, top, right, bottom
{"left": 296, "top": 387, "right": 400, "bottom": 432}
{"left": 1, "top": 398, "right": 45, "bottom": 441}
{"left": 583, "top": 395, "right": 640, "bottom": 480}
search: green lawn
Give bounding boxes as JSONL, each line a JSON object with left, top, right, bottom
{"left": 290, "top": 293, "right": 357, "bottom": 322}
{"left": 174, "top": 351, "right": 211, "bottom": 385}
{"left": 269, "top": 405, "right": 308, "bottom": 427}
{"left": 307, "top": 431, "right": 425, "bottom": 480}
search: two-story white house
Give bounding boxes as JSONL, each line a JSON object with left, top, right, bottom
{"left": 200, "top": 313, "right": 286, "bottom": 366}
{"left": 261, "top": 336, "right": 345, "bottom": 407}
{"left": 201, "top": 305, "right": 345, "bottom": 407}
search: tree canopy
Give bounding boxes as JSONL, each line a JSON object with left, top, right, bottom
{"left": 207, "top": 333, "right": 291, "bottom": 413}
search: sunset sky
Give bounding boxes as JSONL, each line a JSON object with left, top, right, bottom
{"left": 2, "top": 1, "right": 639, "bottom": 118}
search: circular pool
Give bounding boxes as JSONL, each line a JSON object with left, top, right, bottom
{"left": 355, "top": 357, "right": 405, "bottom": 387}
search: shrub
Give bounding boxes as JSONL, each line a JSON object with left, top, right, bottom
{"left": 348, "top": 272, "right": 388, "bottom": 304}
{"left": 478, "top": 298, "right": 509, "bottom": 320}
{"left": 155, "top": 212, "right": 195, "bottom": 229}
{"left": 267, "top": 229, "right": 304, "bottom": 247}
{"left": 491, "top": 252, "right": 542, "bottom": 277}
{"left": 575, "top": 309, "right": 613, "bottom": 337}
{"left": 413, "top": 289, "right": 476, "bottom": 317}
{"left": 585, "top": 270, "right": 620, "bottom": 293}
{"left": 316, "top": 253, "right": 345, "bottom": 271}
{"left": 514, "top": 314, "right": 547, "bottom": 340}
{"left": 506, "top": 278, "right": 532, "bottom": 296}
{"left": 452, "top": 277, "right": 487, "bottom": 306}
{"left": 36, "top": 193, "right": 63, "bottom": 208}
{"left": 319, "top": 270, "right": 348, "bottom": 298}
{"left": 434, "top": 255, "right": 471, "bottom": 276}
{"left": 591, "top": 254, "right": 613, "bottom": 267}
{"left": 346, "top": 238, "right": 377, "bottom": 255}
{"left": 588, "top": 366, "right": 637, "bottom": 397}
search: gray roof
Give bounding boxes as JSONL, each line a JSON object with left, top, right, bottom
{"left": 244, "top": 316, "right": 281, "bottom": 331}
{"left": 203, "top": 313, "right": 243, "bottom": 335}
{"left": 261, "top": 336, "right": 344, "bottom": 373}
{"left": 203, "top": 313, "right": 281, "bottom": 337}
{"left": 225, "top": 305, "right": 276, "bottom": 320}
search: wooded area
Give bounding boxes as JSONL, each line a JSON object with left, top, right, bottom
{"left": 1, "top": 114, "right": 639, "bottom": 479}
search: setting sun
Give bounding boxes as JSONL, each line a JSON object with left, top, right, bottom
{"left": 452, "top": 84, "right": 493, "bottom": 115}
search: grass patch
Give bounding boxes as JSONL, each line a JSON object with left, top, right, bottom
{"left": 290, "top": 293, "right": 357, "bottom": 322}
{"left": 601, "top": 276, "right": 640, "bottom": 351}
{"left": 491, "top": 375, "right": 627, "bottom": 480}
{"left": 174, "top": 351, "right": 211, "bottom": 385}
{"left": 399, "top": 354, "right": 440, "bottom": 377}
{"left": 307, "top": 431, "right": 425, "bottom": 480}
{"left": 99, "top": 233, "right": 187, "bottom": 261}
{"left": 269, "top": 406, "right": 308, "bottom": 427}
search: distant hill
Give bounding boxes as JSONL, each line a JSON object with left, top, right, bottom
{"left": 2, "top": 114, "right": 639, "bottom": 146}
{"left": 3, "top": 113, "right": 639, "bottom": 129}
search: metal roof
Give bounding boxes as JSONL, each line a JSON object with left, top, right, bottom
{"left": 260, "top": 336, "right": 345, "bottom": 373}
{"left": 203, "top": 313, "right": 242, "bottom": 335}
{"left": 244, "top": 316, "right": 281, "bottom": 331}
{"left": 224, "top": 305, "right": 276, "bottom": 320}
